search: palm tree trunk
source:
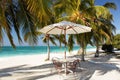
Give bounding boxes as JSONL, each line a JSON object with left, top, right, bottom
{"left": 45, "top": 35, "right": 50, "bottom": 61}
{"left": 81, "top": 47, "right": 85, "bottom": 61}
{"left": 95, "top": 44, "right": 99, "bottom": 57}
{"left": 47, "top": 39, "right": 50, "bottom": 60}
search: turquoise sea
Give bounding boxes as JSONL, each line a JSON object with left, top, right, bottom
{"left": 0, "top": 46, "right": 96, "bottom": 57}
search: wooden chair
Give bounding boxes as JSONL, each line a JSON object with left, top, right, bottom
{"left": 52, "top": 57, "right": 63, "bottom": 74}
{"left": 66, "top": 59, "right": 80, "bottom": 73}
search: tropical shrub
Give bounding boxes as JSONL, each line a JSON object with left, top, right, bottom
{"left": 113, "top": 34, "right": 120, "bottom": 49}
{"left": 102, "top": 44, "right": 114, "bottom": 52}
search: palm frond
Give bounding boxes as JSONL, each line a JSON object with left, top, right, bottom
{"left": 24, "top": 31, "right": 38, "bottom": 45}
{"left": 68, "top": 35, "right": 74, "bottom": 51}
{"left": 24, "top": 0, "right": 53, "bottom": 25}
{"left": 5, "top": 1, "right": 22, "bottom": 43}
{"left": 103, "top": 2, "right": 117, "bottom": 10}
{"left": 5, "top": 23, "right": 16, "bottom": 48}
{"left": 49, "top": 36, "right": 57, "bottom": 45}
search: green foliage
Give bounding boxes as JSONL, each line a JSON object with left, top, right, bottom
{"left": 0, "top": 0, "right": 55, "bottom": 47}
{"left": 68, "top": 35, "right": 74, "bottom": 52}
{"left": 113, "top": 34, "right": 120, "bottom": 49}
{"left": 103, "top": 2, "right": 117, "bottom": 10}
{"left": 102, "top": 44, "right": 114, "bottom": 52}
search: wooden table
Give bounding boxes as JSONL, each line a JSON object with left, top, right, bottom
{"left": 59, "top": 58, "right": 78, "bottom": 75}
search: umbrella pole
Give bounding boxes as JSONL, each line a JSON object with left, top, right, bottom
{"left": 64, "top": 29, "right": 66, "bottom": 59}
{"left": 65, "top": 35, "right": 66, "bottom": 59}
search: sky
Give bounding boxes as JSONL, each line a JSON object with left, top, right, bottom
{"left": 3, "top": 0, "right": 120, "bottom": 46}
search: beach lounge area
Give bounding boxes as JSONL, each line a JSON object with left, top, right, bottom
{"left": 0, "top": 51, "right": 120, "bottom": 80}
{"left": 0, "top": 0, "right": 120, "bottom": 80}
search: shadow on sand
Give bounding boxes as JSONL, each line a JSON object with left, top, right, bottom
{"left": 0, "top": 53, "right": 120, "bottom": 80}
{"left": 78, "top": 53, "right": 120, "bottom": 80}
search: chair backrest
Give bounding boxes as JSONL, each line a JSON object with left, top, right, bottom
{"left": 67, "top": 59, "right": 80, "bottom": 72}
{"left": 52, "top": 58, "right": 62, "bottom": 70}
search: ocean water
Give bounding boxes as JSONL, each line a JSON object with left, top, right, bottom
{"left": 0, "top": 46, "right": 96, "bottom": 57}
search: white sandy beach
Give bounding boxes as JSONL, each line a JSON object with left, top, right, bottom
{"left": 0, "top": 51, "right": 120, "bottom": 80}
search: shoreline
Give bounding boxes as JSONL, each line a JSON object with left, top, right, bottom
{"left": 0, "top": 46, "right": 96, "bottom": 58}
{"left": 0, "top": 48, "right": 96, "bottom": 58}
{"left": 0, "top": 48, "right": 119, "bottom": 61}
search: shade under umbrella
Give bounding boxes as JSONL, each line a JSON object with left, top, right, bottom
{"left": 39, "top": 21, "right": 92, "bottom": 58}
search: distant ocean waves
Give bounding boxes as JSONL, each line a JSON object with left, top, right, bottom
{"left": 0, "top": 46, "right": 96, "bottom": 57}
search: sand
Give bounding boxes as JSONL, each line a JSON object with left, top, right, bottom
{"left": 0, "top": 51, "right": 120, "bottom": 80}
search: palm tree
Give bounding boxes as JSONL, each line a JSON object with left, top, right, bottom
{"left": 79, "top": 1, "right": 116, "bottom": 58}
{"left": 53, "top": 0, "right": 116, "bottom": 60}
{"left": 88, "top": 2, "right": 116, "bottom": 57}
{"left": 67, "top": 0, "right": 116, "bottom": 58}
{"left": 22, "top": 0, "right": 56, "bottom": 60}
